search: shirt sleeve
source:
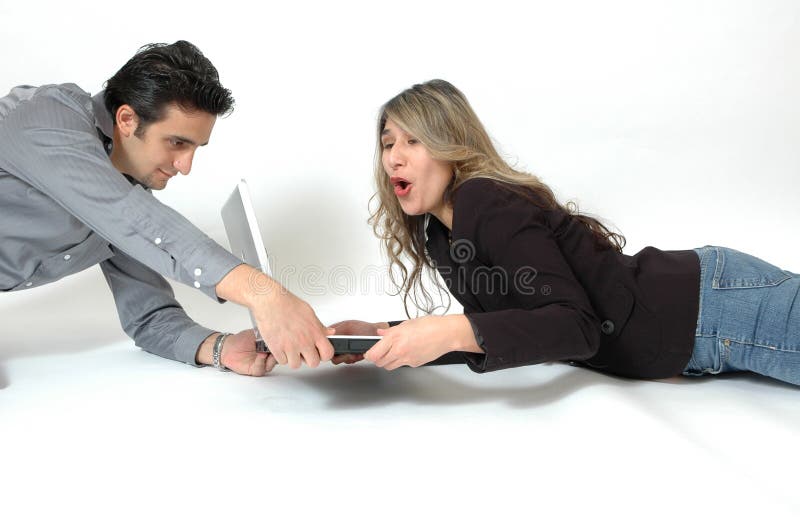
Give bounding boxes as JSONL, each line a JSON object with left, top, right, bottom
{"left": 0, "top": 84, "right": 242, "bottom": 300}
{"left": 100, "top": 247, "right": 215, "bottom": 366}
{"left": 451, "top": 179, "right": 602, "bottom": 373}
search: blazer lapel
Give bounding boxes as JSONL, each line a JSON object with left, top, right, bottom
{"left": 425, "top": 214, "right": 485, "bottom": 312}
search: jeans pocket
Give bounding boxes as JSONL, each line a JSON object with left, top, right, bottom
{"left": 712, "top": 248, "right": 792, "bottom": 290}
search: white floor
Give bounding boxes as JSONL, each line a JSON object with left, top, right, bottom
{"left": 2, "top": 269, "right": 799, "bottom": 532}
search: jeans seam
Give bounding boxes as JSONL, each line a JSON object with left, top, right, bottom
{"left": 720, "top": 337, "right": 730, "bottom": 367}
{"left": 710, "top": 247, "right": 793, "bottom": 289}
{"left": 694, "top": 246, "right": 712, "bottom": 334}
{"left": 713, "top": 274, "right": 792, "bottom": 290}
{"left": 712, "top": 246, "right": 725, "bottom": 289}
{"left": 723, "top": 336, "right": 800, "bottom": 354}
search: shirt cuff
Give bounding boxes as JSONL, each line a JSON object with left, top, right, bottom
{"left": 464, "top": 314, "right": 487, "bottom": 351}
{"left": 174, "top": 324, "right": 218, "bottom": 367}
{"left": 461, "top": 314, "right": 490, "bottom": 372}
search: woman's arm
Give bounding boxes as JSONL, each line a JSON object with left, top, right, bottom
{"left": 363, "top": 314, "right": 483, "bottom": 370}
{"left": 452, "top": 179, "right": 602, "bottom": 372}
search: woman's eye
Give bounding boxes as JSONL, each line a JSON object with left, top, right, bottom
{"left": 170, "top": 139, "right": 183, "bottom": 147}
{"left": 383, "top": 143, "right": 394, "bottom": 149}
{"left": 408, "top": 138, "right": 418, "bottom": 145}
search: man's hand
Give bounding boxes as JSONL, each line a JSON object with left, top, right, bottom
{"left": 327, "top": 320, "right": 390, "bottom": 365}
{"left": 216, "top": 264, "right": 334, "bottom": 369}
{"left": 221, "top": 329, "right": 278, "bottom": 376}
{"left": 196, "top": 329, "right": 277, "bottom": 376}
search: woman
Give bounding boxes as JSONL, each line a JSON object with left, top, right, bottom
{"left": 332, "top": 79, "right": 800, "bottom": 385}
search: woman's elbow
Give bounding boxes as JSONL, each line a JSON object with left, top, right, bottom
{"left": 573, "top": 309, "right": 601, "bottom": 360}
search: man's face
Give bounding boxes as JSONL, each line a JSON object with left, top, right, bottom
{"left": 112, "top": 104, "right": 216, "bottom": 190}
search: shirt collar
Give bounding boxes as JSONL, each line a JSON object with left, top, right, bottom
{"left": 91, "top": 90, "right": 114, "bottom": 141}
{"left": 92, "top": 90, "right": 139, "bottom": 187}
{"left": 424, "top": 213, "right": 453, "bottom": 266}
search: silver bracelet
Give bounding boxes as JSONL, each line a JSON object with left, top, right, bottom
{"left": 212, "top": 333, "right": 232, "bottom": 372}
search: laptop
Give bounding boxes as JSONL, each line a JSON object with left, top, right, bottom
{"left": 221, "top": 179, "right": 381, "bottom": 355}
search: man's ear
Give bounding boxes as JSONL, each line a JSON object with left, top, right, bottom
{"left": 115, "top": 104, "right": 139, "bottom": 138}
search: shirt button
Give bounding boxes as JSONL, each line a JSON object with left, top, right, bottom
{"left": 25, "top": 282, "right": 33, "bottom": 287}
{"left": 154, "top": 237, "right": 162, "bottom": 245}
{"left": 194, "top": 268, "right": 202, "bottom": 277}
{"left": 63, "top": 255, "right": 71, "bottom": 261}
{"left": 193, "top": 281, "right": 201, "bottom": 288}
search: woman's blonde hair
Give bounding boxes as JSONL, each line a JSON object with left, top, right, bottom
{"left": 368, "top": 79, "right": 625, "bottom": 316}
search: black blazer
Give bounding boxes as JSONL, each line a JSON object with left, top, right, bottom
{"left": 423, "top": 178, "right": 700, "bottom": 380}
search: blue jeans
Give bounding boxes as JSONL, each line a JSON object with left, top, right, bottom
{"left": 682, "top": 246, "right": 800, "bottom": 385}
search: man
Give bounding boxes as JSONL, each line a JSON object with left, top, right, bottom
{"left": 0, "top": 40, "right": 334, "bottom": 375}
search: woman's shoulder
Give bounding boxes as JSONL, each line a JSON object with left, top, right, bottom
{"left": 455, "top": 176, "right": 512, "bottom": 198}
{"left": 451, "top": 177, "right": 552, "bottom": 237}
{"left": 453, "top": 177, "right": 548, "bottom": 215}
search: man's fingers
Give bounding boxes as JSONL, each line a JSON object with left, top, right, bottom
{"left": 301, "top": 348, "right": 321, "bottom": 368}
{"left": 286, "top": 351, "right": 303, "bottom": 369}
{"left": 252, "top": 353, "right": 268, "bottom": 376}
{"left": 316, "top": 334, "right": 335, "bottom": 362}
{"left": 271, "top": 349, "right": 289, "bottom": 366}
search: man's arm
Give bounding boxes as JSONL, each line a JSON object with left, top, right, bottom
{"left": 0, "top": 84, "right": 242, "bottom": 301}
{"left": 0, "top": 84, "right": 333, "bottom": 368}
{"left": 100, "top": 246, "right": 216, "bottom": 366}
{"left": 102, "top": 247, "right": 279, "bottom": 376}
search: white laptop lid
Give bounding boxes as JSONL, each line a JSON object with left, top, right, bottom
{"left": 221, "top": 179, "right": 272, "bottom": 277}
{"left": 220, "top": 179, "right": 381, "bottom": 356}
{"left": 221, "top": 179, "right": 270, "bottom": 348}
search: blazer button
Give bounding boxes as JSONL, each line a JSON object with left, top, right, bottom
{"left": 601, "top": 320, "right": 615, "bottom": 335}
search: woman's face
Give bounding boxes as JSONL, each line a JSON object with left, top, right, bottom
{"left": 380, "top": 119, "right": 453, "bottom": 223}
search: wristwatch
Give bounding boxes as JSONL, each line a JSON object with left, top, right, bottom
{"left": 212, "top": 333, "right": 232, "bottom": 372}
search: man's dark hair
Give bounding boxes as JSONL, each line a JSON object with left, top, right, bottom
{"left": 104, "top": 40, "right": 235, "bottom": 137}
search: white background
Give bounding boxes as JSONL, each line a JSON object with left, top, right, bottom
{"left": 1, "top": 1, "right": 799, "bottom": 531}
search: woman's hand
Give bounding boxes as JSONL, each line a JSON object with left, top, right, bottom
{"left": 363, "top": 315, "right": 478, "bottom": 370}
{"left": 327, "top": 320, "right": 390, "bottom": 365}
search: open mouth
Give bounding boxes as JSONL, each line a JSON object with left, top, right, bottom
{"left": 390, "top": 176, "right": 412, "bottom": 196}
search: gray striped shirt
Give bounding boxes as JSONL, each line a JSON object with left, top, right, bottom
{"left": 0, "top": 83, "right": 243, "bottom": 365}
